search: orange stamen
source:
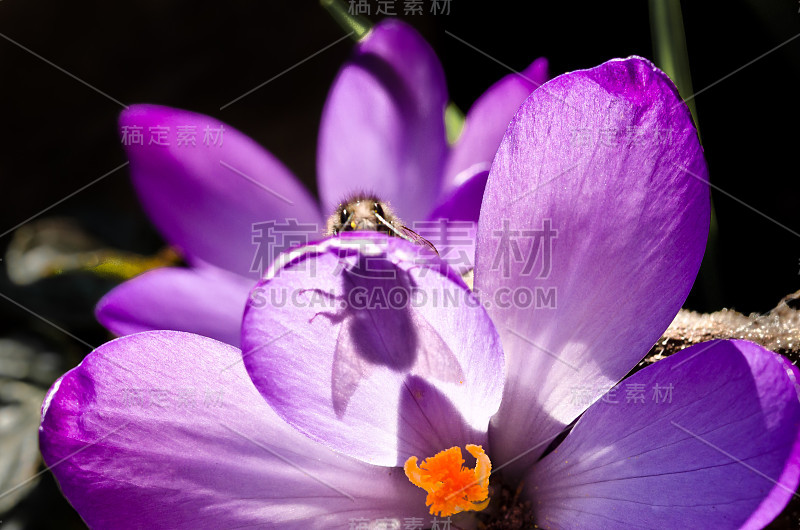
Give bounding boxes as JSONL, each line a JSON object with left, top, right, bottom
{"left": 404, "top": 444, "right": 491, "bottom": 517}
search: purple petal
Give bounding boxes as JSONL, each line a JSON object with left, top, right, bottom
{"left": 443, "top": 58, "right": 548, "bottom": 192}
{"left": 241, "top": 234, "right": 504, "bottom": 466}
{"left": 95, "top": 265, "right": 253, "bottom": 346}
{"left": 39, "top": 331, "right": 428, "bottom": 528}
{"left": 317, "top": 20, "right": 449, "bottom": 222}
{"left": 528, "top": 340, "right": 800, "bottom": 529}
{"left": 121, "top": 104, "right": 322, "bottom": 278}
{"left": 418, "top": 169, "right": 489, "bottom": 273}
{"left": 477, "top": 56, "right": 710, "bottom": 469}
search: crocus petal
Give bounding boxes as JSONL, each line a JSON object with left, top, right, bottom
{"left": 121, "top": 104, "right": 323, "bottom": 278}
{"left": 420, "top": 169, "right": 489, "bottom": 273}
{"left": 528, "top": 340, "right": 800, "bottom": 529}
{"left": 443, "top": 57, "right": 549, "bottom": 191}
{"left": 39, "top": 331, "right": 429, "bottom": 529}
{"left": 241, "top": 234, "right": 504, "bottom": 466}
{"left": 317, "top": 20, "right": 449, "bottom": 222}
{"left": 95, "top": 265, "right": 253, "bottom": 346}
{"left": 477, "top": 56, "right": 709, "bottom": 469}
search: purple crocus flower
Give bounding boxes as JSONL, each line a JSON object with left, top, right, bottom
{"left": 40, "top": 57, "right": 800, "bottom": 528}
{"left": 95, "top": 20, "right": 548, "bottom": 347}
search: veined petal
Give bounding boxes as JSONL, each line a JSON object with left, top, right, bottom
{"left": 317, "top": 20, "right": 449, "bottom": 222}
{"left": 443, "top": 58, "right": 549, "bottom": 191}
{"left": 121, "top": 104, "right": 323, "bottom": 278}
{"left": 477, "top": 56, "right": 709, "bottom": 469}
{"left": 421, "top": 168, "right": 489, "bottom": 273}
{"left": 39, "top": 331, "right": 427, "bottom": 529}
{"left": 95, "top": 265, "right": 253, "bottom": 346}
{"left": 529, "top": 340, "right": 800, "bottom": 529}
{"left": 241, "top": 234, "right": 504, "bottom": 467}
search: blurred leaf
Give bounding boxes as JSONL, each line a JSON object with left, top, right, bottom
{"left": 0, "top": 336, "right": 63, "bottom": 387}
{"left": 0, "top": 379, "right": 45, "bottom": 515}
{"left": 5, "top": 217, "right": 180, "bottom": 285}
{"left": 445, "top": 102, "right": 465, "bottom": 145}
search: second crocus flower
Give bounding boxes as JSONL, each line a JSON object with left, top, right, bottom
{"left": 95, "top": 20, "right": 548, "bottom": 346}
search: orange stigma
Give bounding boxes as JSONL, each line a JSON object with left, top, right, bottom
{"left": 404, "top": 444, "right": 491, "bottom": 517}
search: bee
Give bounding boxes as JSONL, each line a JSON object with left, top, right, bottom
{"left": 326, "top": 193, "right": 438, "bottom": 255}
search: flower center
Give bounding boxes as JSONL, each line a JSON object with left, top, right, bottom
{"left": 404, "top": 444, "right": 491, "bottom": 517}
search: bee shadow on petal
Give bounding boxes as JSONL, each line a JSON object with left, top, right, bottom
{"left": 396, "top": 375, "right": 487, "bottom": 466}
{"left": 306, "top": 252, "right": 464, "bottom": 418}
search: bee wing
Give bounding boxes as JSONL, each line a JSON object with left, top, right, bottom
{"left": 398, "top": 226, "right": 439, "bottom": 256}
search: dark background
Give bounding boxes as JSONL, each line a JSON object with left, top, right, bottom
{"left": 0, "top": 1, "right": 798, "bottom": 528}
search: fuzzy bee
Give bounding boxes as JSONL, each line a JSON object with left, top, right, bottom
{"left": 326, "top": 193, "right": 438, "bottom": 255}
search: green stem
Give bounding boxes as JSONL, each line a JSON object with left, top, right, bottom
{"left": 649, "top": 0, "right": 721, "bottom": 310}
{"left": 648, "top": 0, "right": 699, "bottom": 133}
{"left": 320, "top": 0, "right": 372, "bottom": 41}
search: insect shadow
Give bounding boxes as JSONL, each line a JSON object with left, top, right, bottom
{"left": 302, "top": 251, "right": 464, "bottom": 418}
